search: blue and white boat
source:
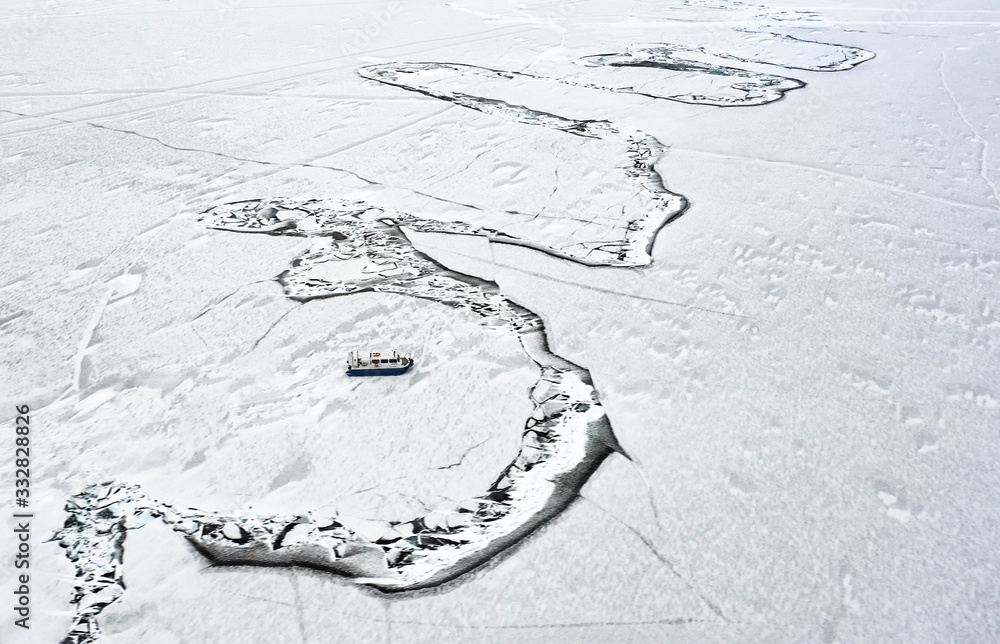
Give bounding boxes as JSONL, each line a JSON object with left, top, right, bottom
{"left": 346, "top": 350, "right": 414, "bottom": 376}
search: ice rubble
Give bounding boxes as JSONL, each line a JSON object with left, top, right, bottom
{"left": 53, "top": 200, "right": 620, "bottom": 643}
{"left": 53, "top": 28, "right": 873, "bottom": 643}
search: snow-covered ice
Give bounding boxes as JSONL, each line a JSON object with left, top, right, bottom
{"left": 1, "top": 0, "right": 998, "bottom": 642}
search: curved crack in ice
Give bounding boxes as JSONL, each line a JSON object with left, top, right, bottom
{"left": 53, "top": 200, "right": 624, "bottom": 642}
{"left": 935, "top": 46, "right": 1000, "bottom": 209}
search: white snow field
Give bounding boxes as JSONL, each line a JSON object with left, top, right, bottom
{"left": 1, "top": 0, "right": 999, "bottom": 642}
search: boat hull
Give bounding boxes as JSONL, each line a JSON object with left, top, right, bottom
{"left": 346, "top": 364, "right": 413, "bottom": 377}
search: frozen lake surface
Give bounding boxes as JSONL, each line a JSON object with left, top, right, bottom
{"left": 1, "top": 0, "right": 998, "bottom": 642}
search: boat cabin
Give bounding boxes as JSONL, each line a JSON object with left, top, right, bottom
{"left": 346, "top": 350, "right": 413, "bottom": 376}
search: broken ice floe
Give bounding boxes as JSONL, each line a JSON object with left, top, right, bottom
{"left": 576, "top": 45, "right": 805, "bottom": 106}
{"left": 204, "top": 198, "right": 543, "bottom": 330}
{"left": 362, "top": 35, "right": 872, "bottom": 110}
{"left": 54, "top": 199, "right": 620, "bottom": 640}
{"left": 354, "top": 33, "right": 872, "bottom": 260}
{"left": 685, "top": 31, "right": 876, "bottom": 72}
{"left": 359, "top": 63, "right": 687, "bottom": 266}
{"left": 53, "top": 482, "right": 151, "bottom": 644}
